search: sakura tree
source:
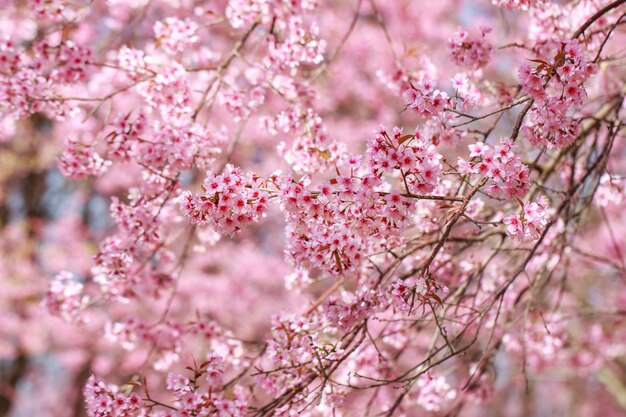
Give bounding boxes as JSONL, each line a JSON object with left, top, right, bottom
{"left": 1, "top": 0, "right": 626, "bottom": 416}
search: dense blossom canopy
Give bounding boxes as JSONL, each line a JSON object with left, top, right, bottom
{"left": 1, "top": 0, "right": 626, "bottom": 416}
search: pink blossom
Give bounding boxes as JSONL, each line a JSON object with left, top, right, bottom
{"left": 448, "top": 27, "right": 493, "bottom": 70}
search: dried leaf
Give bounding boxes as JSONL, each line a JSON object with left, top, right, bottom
{"left": 430, "top": 293, "right": 444, "bottom": 306}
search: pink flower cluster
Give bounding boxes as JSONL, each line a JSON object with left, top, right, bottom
{"left": 219, "top": 86, "right": 266, "bottom": 120}
{"left": 458, "top": 139, "right": 530, "bottom": 199}
{"left": 106, "top": 318, "right": 185, "bottom": 369}
{"left": 84, "top": 376, "right": 141, "bottom": 417}
{"left": 403, "top": 78, "right": 450, "bottom": 119}
{"left": 492, "top": 0, "right": 546, "bottom": 10}
{"left": 0, "top": 37, "right": 90, "bottom": 119}
{"left": 204, "top": 354, "right": 226, "bottom": 388}
{"left": 225, "top": 0, "right": 316, "bottom": 29}
{"left": 104, "top": 363, "right": 248, "bottom": 417}
{"left": 35, "top": 39, "right": 92, "bottom": 83}
{"left": 521, "top": 96, "right": 582, "bottom": 149}
{"left": 185, "top": 127, "right": 444, "bottom": 276}
{"left": 4, "top": 0, "right": 623, "bottom": 415}
{"left": 154, "top": 18, "right": 199, "bottom": 55}
{"left": 323, "top": 288, "right": 385, "bottom": 330}
{"left": 274, "top": 107, "right": 345, "bottom": 174}
{"left": 451, "top": 73, "right": 486, "bottom": 110}
{"left": 0, "top": 38, "right": 83, "bottom": 120}
{"left": 448, "top": 27, "right": 493, "bottom": 71}
{"left": 226, "top": 0, "right": 273, "bottom": 29}
{"left": 106, "top": 317, "right": 241, "bottom": 373}
{"left": 106, "top": 113, "right": 220, "bottom": 171}
{"left": 57, "top": 139, "right": 111, "bottom": 179}
{"left": 267, "top": 312, "right": 323, "bottom": 366}
{"left": 30, "top": 0, "right": 68, "bottom": 21}
{"left": 44, "top": 271, "right": 88, "bottom": 322}
{"left": 92, "top": 236, "right": 135, "bottom": 300}
{"left": 116, "top": 46, "right": 149, "bottom": 80}
{"left": 107, "top": 112, "right": 146, "bottom": 161}
{"left": 276, "top": 172, "right": 389, "bottom": 276}
{"left": 137, "top": 63, "right": 192, "bottom": 123}
{"left": 503, "top": 199, "right": 550, "bottom": 241}
{"left": 277, "top": 125, "right": 443, "bottom": 275}
{"left": 366, "top": 126, "right": 443, "bottom": 195}
{"left": 0, "top": 39, "right": 22, "bottom": 73}
{"left": 265, "top": 17, "right": 326, "bottom": 70}
{"left": 414, "top": 375, "right": 457, "bottom": 412}
{"left": 182, "top": 164, "right": 269, "bottom": 235}
{"left": 519, "top": 40, "right": 597, "bottom": 148}
{"left": 110, "top": 197, "right": 162, "bottom": 247}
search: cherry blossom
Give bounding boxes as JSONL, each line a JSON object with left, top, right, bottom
{"left": 0, "top": 1, "right": 625, "bottom": 416}
{"left": 448, "top": 27, "right": 493, "bottom": 71}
